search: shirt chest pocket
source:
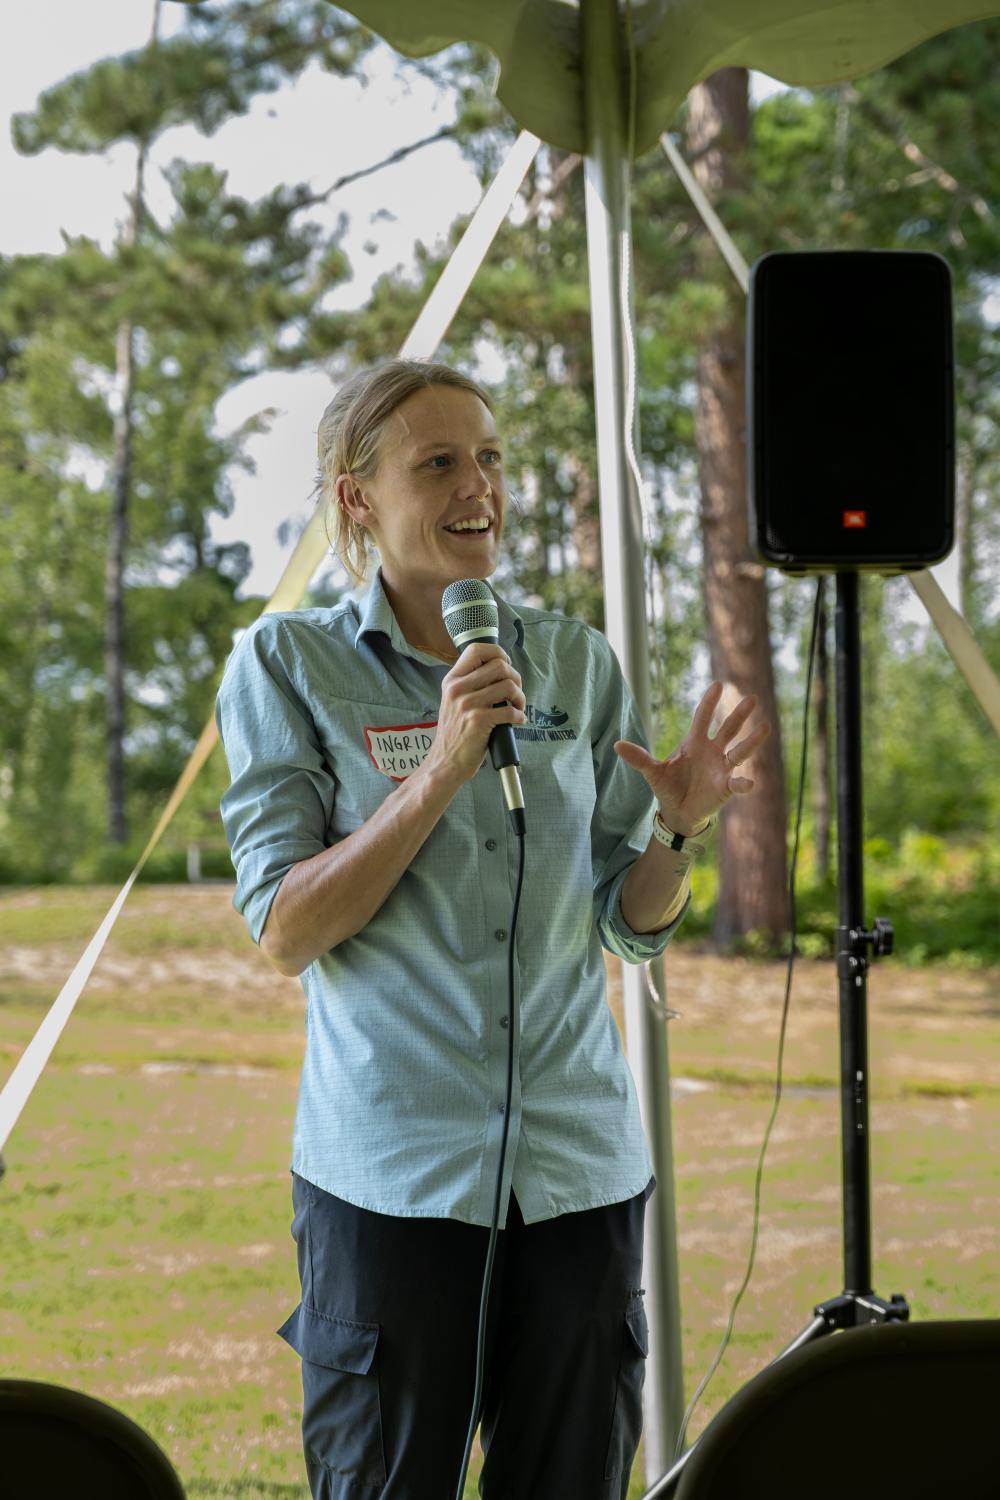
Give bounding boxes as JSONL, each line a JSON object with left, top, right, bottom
{"left": 314, "top": 699, "right": 441, "bottom": 839}
{"left": 513, "top": 722, "right": 596, "bottom": 832}
{"left": 512, "top": 720, "right": 598, "bottom": 954}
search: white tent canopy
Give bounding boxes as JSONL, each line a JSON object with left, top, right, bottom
{"left": 331, "top": 0, "right": 1000, "bottom": 155}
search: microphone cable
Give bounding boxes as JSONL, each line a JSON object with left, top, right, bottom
{"left": 671, "top": 574, "right": 824, "bottom": 1458}
{"left": 440, "top": 581, "right": 526, "bottom": 1498}
{"left": 453, "top": 824, "right": 525, "bottom": 1500}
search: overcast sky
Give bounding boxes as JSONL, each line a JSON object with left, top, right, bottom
{"left": 3, "top": 0, "right": 502, "bottom": 600}
{"left": 3, "top": 0, "right": 966, "bottom": 618}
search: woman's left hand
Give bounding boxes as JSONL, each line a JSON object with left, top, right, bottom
{"left": 613, "top": 681, "right": 771, "bottom": 836}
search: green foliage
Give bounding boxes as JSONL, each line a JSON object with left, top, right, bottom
{"left": 2, "top": 9, "right": 999, "bottom": 955}
{"left": 11, "top": 2, "right": 371, "bottom": 152}
{"left": 678, "top": 831, "right": 999, "bottom": 966}
{"left": 0, "top": 1, "right": 369, "bottom": 872}
{"left": 866, "top": 636, "right": 1000, "bottom": 839}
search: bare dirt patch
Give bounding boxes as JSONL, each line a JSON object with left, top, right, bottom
{"left": 3, "top": 884, "right": 997, "bottom": 1093}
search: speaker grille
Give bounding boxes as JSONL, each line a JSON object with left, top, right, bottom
{"left": 441, "top": 579, "right": 500, "bottom": 646}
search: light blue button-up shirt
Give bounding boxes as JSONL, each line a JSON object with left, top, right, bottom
{"left": 215, "top": 566, "right": 690, "bottom": 1227}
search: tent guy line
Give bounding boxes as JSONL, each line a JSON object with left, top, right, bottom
{"left": 0, "top": 126, "right": 540, "bottom": 1160}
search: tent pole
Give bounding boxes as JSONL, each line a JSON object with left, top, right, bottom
{"left": 581, "top": 0, "right": 684, "bottom": 1478}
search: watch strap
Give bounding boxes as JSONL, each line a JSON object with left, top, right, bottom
{"left": 652, "top": 810, "right": 717, "bottom": 855}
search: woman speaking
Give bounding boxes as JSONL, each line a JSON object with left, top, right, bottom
{"left": 215, "top": 358, "right": 769, "bottom": 1499}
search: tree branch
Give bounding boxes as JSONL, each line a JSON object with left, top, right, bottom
{"left": 520, "top": 152, "right": 581, "bottom": 221}
{"left": 843, "top": 84, "right": 994, "bottom": 223}
{"left": 317, "top": 126, "right": 458, "bottom": 201}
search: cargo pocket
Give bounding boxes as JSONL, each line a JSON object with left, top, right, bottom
{"left": 603, "top": 1292, "right": 649, "bottom": 1482}
{"left": 277, "top": 1302, "right": 387, "bottom": 1487}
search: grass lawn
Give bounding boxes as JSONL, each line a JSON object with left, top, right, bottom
{"left": 1, "top": 884, "right": 997, "bottom": 1498}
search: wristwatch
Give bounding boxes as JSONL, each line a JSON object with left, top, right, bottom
{"left": 652, "top": 810, "right": 718, "bottom": 855}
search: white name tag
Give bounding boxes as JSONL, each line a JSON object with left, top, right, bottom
{"left": 364, "top": 720, "right": 439, "bottom": 781}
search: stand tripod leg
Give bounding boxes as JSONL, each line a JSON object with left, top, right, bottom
{"left": 773, "top": 1313, "right": 830, "bottom": 1358}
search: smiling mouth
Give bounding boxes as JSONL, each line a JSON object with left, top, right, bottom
{"left": 444, "top": 521, "right": 494, "bottom": 537}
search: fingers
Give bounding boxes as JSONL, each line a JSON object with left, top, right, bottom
{"left": 691, "top": 682, "right": 771, "bottom": 787}
{"left": 451, "top": 642, "right": 508, "bottom": 664}
{"left": 477, "top": 693, "right": 525, "bottom": 719}
{"left": 452, "top": 644, "right": 523, "bottom": 703}
{"left": 690, "top": 680, "right": 725, "bottom": 738}
{"left": 454, "top": 643, "right": 508, "bottom": 674}
{"left": 614, "top": 739, "right": 653, "bottom": 769}
{"left": 461, "top": 645, "right": 518, "bottom": 682}
{"left": 725, "top": 720, "right": 770, "bottom": 769}
{"left": 715, "top": 692, "right": 758, "bottom": 743}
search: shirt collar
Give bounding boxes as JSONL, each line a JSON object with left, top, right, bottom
{"left": 353, "top": 564, "right": 524, "bottom": 662}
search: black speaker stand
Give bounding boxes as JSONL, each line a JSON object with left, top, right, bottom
{"left": 645, "top": 570, "right": 911, "bottom": 1499}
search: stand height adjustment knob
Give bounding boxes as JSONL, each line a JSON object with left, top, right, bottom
{"left": 872, "top": 917, "right": 894, "bottom": 956}
{"left": 888, "top": 1293, "right": 909, "bottom": 1320}
{"left": 838, "top": 919, "right": 894, "bottom": 974}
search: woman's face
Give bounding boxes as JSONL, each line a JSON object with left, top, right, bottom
{"left": 348, "top": 383, "right": 508, "bottom": 593}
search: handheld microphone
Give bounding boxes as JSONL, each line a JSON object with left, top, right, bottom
{"left": 441, "top": 579, "right": 526, "bottom": 836}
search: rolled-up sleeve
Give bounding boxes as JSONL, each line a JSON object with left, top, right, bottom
{"left": 215, "top": 616, "right": 336, "bottom": 946}
{"left": 589, "top": 632, "right": 691, "bottom": 963}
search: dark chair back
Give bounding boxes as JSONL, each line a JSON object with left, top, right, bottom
{"left": 674, "top": 1319, "right": 1000, "bottom": 1500}
{"left": 0, "top": 1379, "right": 186, "bottom": 1497}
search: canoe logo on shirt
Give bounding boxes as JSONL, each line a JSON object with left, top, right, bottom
{"left": 364, "top": 720, "right": 439, "bottom": 781}
{"left": 516, "top": 704, "right": 577, "bottom": 741}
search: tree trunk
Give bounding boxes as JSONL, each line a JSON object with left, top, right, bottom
{"left": 568, "top": 452, "right": 600, "bottom": 575}
{"left": 687, "top": 69, "right": 789, "bottom": 950}
{"left": 104, "top": 0, "right": 160, "bottom": 845}
{"left": 105, "top": 309, "right": 137, "bottom": 846}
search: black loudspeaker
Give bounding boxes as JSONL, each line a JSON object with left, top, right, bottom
{"left": 747, "top": 249, "right": 955, "bottom": 576}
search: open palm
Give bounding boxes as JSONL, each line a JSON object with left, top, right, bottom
{"left": 613, "top": 681, "right": 771, "bottom": 834}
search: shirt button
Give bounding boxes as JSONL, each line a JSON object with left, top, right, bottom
{"left": 499, "top": 1016, "right": 509, "bottom": 1029}
{"left": 495, "top": 929, "right": 506, "bottom": 942}
{"left": 498, "top": 1103, "right": 506, "bottom": 1115}
{"left": 485, "top": 838, "right": 497, "bottom": 851}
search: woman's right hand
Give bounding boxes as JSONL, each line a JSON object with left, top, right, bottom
{"left": 424, "top": 644, "right": 527, "bottom": 786}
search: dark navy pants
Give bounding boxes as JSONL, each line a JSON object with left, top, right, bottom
{"left": 277, "top": 1171, "right": 655, "bottom": 1499}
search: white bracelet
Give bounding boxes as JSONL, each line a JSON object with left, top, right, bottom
{"left": 652, "top": 809, "right": 717, "bottom": 856}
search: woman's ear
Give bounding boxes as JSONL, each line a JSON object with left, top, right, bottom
{"left": 335, "top": 473, "right": 370, "bottom": 528}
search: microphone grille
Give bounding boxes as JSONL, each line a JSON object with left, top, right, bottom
{"left": 441, "top": 578, "right": 500, "bottom": 646}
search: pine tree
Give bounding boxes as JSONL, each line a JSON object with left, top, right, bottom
{"left": 2, "top": 0, "right": 371, "bottom": 869}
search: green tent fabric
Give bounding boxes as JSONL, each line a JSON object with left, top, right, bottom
{"left": 322, "top": 0, "right": 1000, "bottom": 154}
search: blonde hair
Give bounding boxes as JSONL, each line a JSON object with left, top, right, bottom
{"left": 317, "top": 359, "right": 500, "bottom": 588}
